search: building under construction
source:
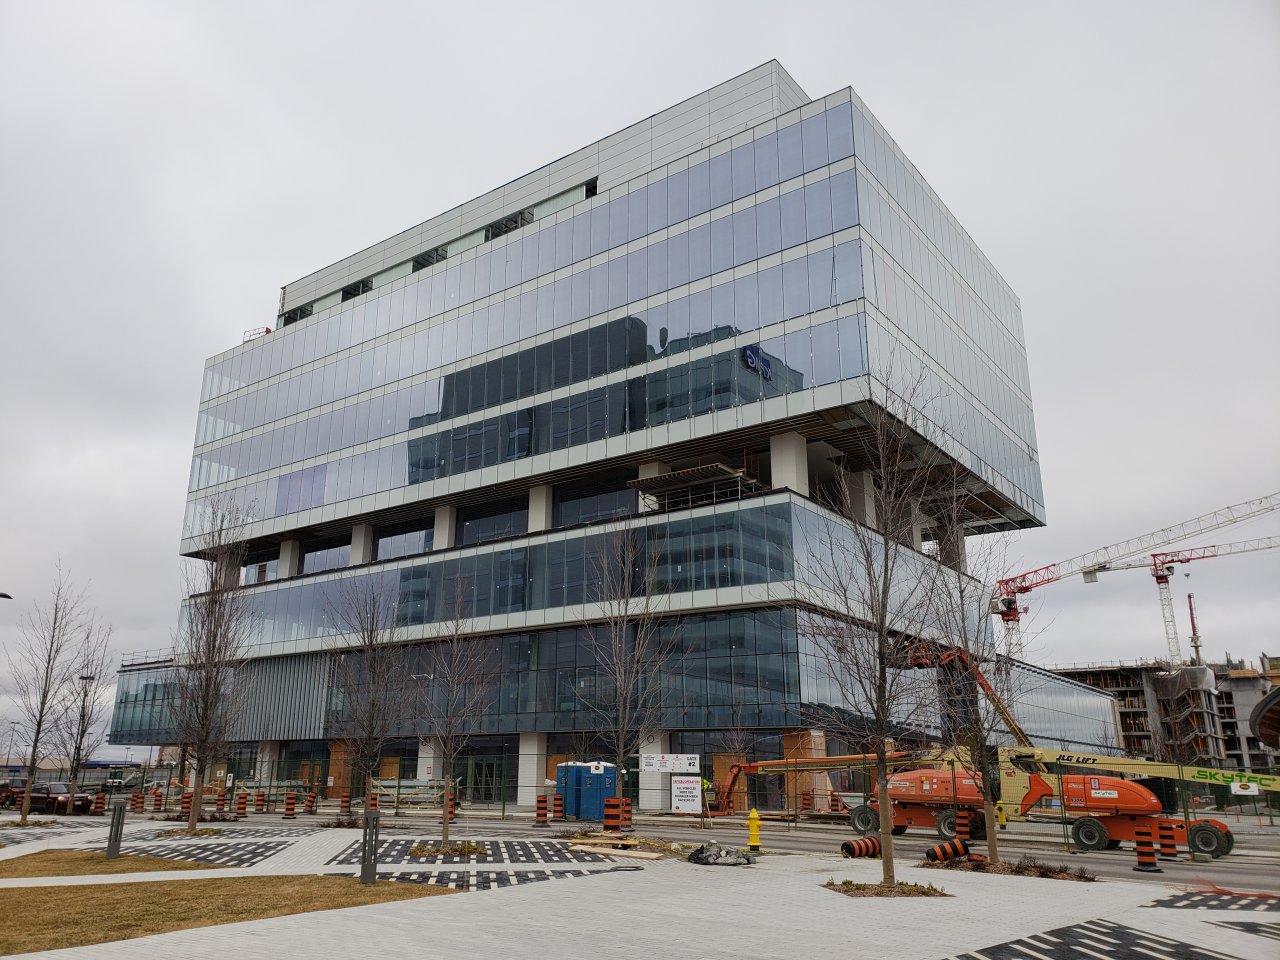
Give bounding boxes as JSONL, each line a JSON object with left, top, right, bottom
{"left": 1051, "top": 661, "right": 1226, "bottom": 767}
{"left": 1212, "top": 654, "right": 1280, "bottom": 773}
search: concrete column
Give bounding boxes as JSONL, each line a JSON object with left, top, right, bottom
{"left": 255, "top": 740, "right": 281, "bottom": 782}
{"left": 938, "top": 519, "right": 967, "bottom": 574}
{"left": 637, "top": 731, "right": 671, "bottom": 812}
{"left": 637, "top": 462, "right": 669, "bottom": 512}
{"left": 214, "top": 556, "right": 240, "bottom": 589}
{"left": 350, "top": 522, "right": 374, "bottom": 565}
{"left": 277, "top": 539, "right": 302, "bottom": 578}
{"left": 416, "top": 738, "right": 438, "bottom": 781}
{"left": 517, "top": 732, "right": 548, "bottom": 807}
{"left": 844, "top": 470, "right": 877, "bottom": 529}
{"left": 528, "top": 485, "right": 554, "bottom": 532}
{"left": 433, "top": 504, "right": 457, "bottom": 549}
{"left": 770, "top": 432, "right": 809, "bottom": 497}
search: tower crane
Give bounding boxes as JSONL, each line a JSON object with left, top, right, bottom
{"left": 992, "top": 491, "right": 1280, "bottom": 657}
{"left": 1081, "top": 536, "right": 1280, "bottom": 663}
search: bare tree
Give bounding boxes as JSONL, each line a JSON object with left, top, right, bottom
{"left": 7, "top": 563, "right": 101, "bottom": 824}
{"left": 50, "top": 626, "right": 114, "bottom": 794}
{"left": 579, "top": 525, "right": 678, "bottom": 799}
{"left": 794, "top": 386, "right": 946, "bottom": 886}
{"left": 917, "top": 465, "right": 1019, "bottom": 863}
{"left": 325, "top": 573, "right": 411, "bottom": 802}
{"left": 172, "top": 497, "right": 254, "bottom": 831}
{"left": 414, "top": 576, "right": 497, "bottom": 843}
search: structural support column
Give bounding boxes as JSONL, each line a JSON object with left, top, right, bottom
{"left": 517, "top": 732, "right": 548, "bottom": 808}
{"left": 416, "top": 738, "right": 438, "bottom": 781}
{"left": 433, "top": 504, "right": 457, "bottom": 550}
{"left": 637, "top": 462, "right": 669, "bottom": 512}
{"left": 845, "top": 470, "right": 877, "bottom": 529}
{"left": 350, "top": 523, "right": 374, "bottom": 565}
{"left": 938, "top": 519, "right": 967, "bottom": 573}
{"left": 637, "top": 731, "right": 671, "bottom": 812}
{"left": 528, "top": 485, "right": 554, "bottom": 533}
{"left": 256, "top": 740, "right": 281, "bottom": 783}
{"left": 277, "top": 539, "right": 302, "bottom": 578}
{"left": 770, "top": 432, "right": 809, "bottom": 497}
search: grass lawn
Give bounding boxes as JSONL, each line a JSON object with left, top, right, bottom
{"left": 0, "top": 875, "right": 457, "bottom": 954}
{"left": 0, "top": 850, "right": 219, "bottom": 879}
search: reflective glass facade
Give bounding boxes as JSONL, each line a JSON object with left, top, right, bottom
{"left": 114, "top": 65, "right": 1088, "bottom": 766}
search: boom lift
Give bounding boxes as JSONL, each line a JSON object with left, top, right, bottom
{"left": 993, "top": 492, "right": 1280, "bottom": 656}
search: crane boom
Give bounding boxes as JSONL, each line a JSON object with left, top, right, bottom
{"left": 993, "top": 491, "right": 1280, "bottom": 654}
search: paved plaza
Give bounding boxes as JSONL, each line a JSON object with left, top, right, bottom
{"left": 0, "top": 815, "right": 1275, "bottom": 959}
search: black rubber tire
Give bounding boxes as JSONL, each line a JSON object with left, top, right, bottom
{"left": 1188, "top": 822, "right": 1227, "bottom": 858}
{"left": 1105, "top": 839, "right": 1121, "bottom": 850}
{"left": 1223, "top": 830, "right": 1235, "bottom": 855}
{"left": 936, "top": 809, "right": 957, "bottom": 840}
{"left": 849, "top": 804, "right": 879, "bottom": 835}
{"left": 890, "top": 825, "right": 907, "bottom": 836}
{"left": 1071, "top": 816, "right": 1110, "bottom": 851}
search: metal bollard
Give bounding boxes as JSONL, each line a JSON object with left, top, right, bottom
{"left": 360, "top": 810, "right": 381, "bottom": 885}
{"left": 105, "top": 799, "right": 128, "bottom": 860}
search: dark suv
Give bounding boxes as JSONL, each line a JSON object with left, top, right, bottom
{"left": 25, "top": 782, "right": 93, "bottom": 814}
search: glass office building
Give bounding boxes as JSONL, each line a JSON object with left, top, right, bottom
{"left": 110, "top": 62, "right": 1116, "bottom": 806}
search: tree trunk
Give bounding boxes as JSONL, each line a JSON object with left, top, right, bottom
{"left": 188, "top": 760, "right": 206, "bottom": 831}
{"left": 983, "top": 799, "right": 999, "bottom": 864}
{"left": 876, "top": 769, "right": 896, "bottom": 886}
{"left": 19, "top": 733, "right": 42, "bottom": 825}
{"left": 440, "top": 758, "right": 451, "bottom": 844}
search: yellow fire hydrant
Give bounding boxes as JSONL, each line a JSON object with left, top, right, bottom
{"left": 747, "top": 807, "right": 761, "bottom": 852}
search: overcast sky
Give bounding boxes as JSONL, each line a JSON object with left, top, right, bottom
{"left": 2, "top": 1, "right": 1277, "bottom": 740}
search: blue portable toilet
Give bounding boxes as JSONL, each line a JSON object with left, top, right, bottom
{"left": 555, "top": 761, "right": 617, "bottom": 820}
{"left": 577, "top": 762, "right": 617, "bottom": 822}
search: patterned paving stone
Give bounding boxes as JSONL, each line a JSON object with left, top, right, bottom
{"left": 0, "top": 821, "right": 101, "bottom": 846}
{"left": 1144, "top": 891, "right": 1280, "bottom": 912}
{"left": 325, "top": 838, "right": 609, "bottom": 867}
{"left": 1205, "top": 920, "right": 1280, "bottom": 942}
{"left": 122, "top": 826, "right": 322, "bottom": 842}
{"left": 322, "top": 867, "right": 629, "bottom": 892}
{"left": 120, "top": 840, "right": 291, "bottom": 867}
{"left": 946, "top": 918, "right": 1239, "bottom": 959}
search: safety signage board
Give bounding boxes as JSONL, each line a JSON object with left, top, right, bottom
{"left": 671, "top": 775, "right": 703, "bottom": 814}
{"left": 1231, "top": 782, "right": 1261, "bottom": 795}
{"left": 641, "top": 754, "right": 700, "bottom": 773}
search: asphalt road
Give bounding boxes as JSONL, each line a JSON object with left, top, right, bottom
{"left": 403, "top": 810, "right": 1280, "bottom": 894}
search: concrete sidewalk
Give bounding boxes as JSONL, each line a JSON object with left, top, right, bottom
{"left": 6, "top": 852, "right": 1275, "bottom": 960}
{"left": 2, "top": 815, "right": 1275, "bottom": 959}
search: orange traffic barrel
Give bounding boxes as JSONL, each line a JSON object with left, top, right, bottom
{"left": 339, "top": 792, "right": 351, "bottom": 815}
{"left": 180, "top": 792, "right": 193, "bottom": 817}
{"left": 215, "top": 790, "right": 226, "bottom": 813}
{"left": 621, "top": 797, "right": 634, "bottom": 832}
{"left": 925, "top": 839, "right": 969, "bottom": 863}
{"left": 236, "top": 792, "right": 248, "bottom": 818}
{"left": 1157, "top": 821, "right": 1179, "bottom": 861}
{"left": 254, "top": 791, "right": 266, "bottom": 814}
{"left": 92, "top": 792, "right": 106, "bottom": 816}
{"left": 551, "top": 793, "right": 565, "bottom": 822}
{"left": 130, "top": 792, "right": 143, "bottom": 813}
{"left": 304, "top": 791, "right": 318, "bottom": 815}
{"left": 534, "top": 794, "right": 549, "bottom": 827}
{"left": 368, "top": 791, "right": 379, "bottom": 812}
{"left": 282, "top": 792, "right": 297, "bottom": 819}
{"left": 603, "top": 796, "right": 623, "bottom": 832}
{"left": 1133, "top": 823, "right": 1163, "bottom": 873}
{"left": 841, "top": 835, "right": 881, "bottom": 858}
{"left": 152, "top": 791, "right": 163, "bottom": 813}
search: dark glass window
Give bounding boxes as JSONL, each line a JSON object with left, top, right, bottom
{"left": 554, "top": 470, "right": 637, "bottom": 527}
{"left": 458, "top": 496, "right": 528, "bottom": 546}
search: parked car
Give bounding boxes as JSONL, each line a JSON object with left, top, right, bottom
{"left": 0, "top": 778, "right": 27, "bottom": 808}
{"left": 25, "top": 782, "right": 93, "bottom": 815}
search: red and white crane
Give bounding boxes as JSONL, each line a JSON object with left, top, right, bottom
{"left": 992, "top": 491, "right": 1280, "bottom": 658}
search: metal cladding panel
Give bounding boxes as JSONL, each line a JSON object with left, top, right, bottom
{"left": 233, "top": 652, "right": 330, "bottom": 741}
